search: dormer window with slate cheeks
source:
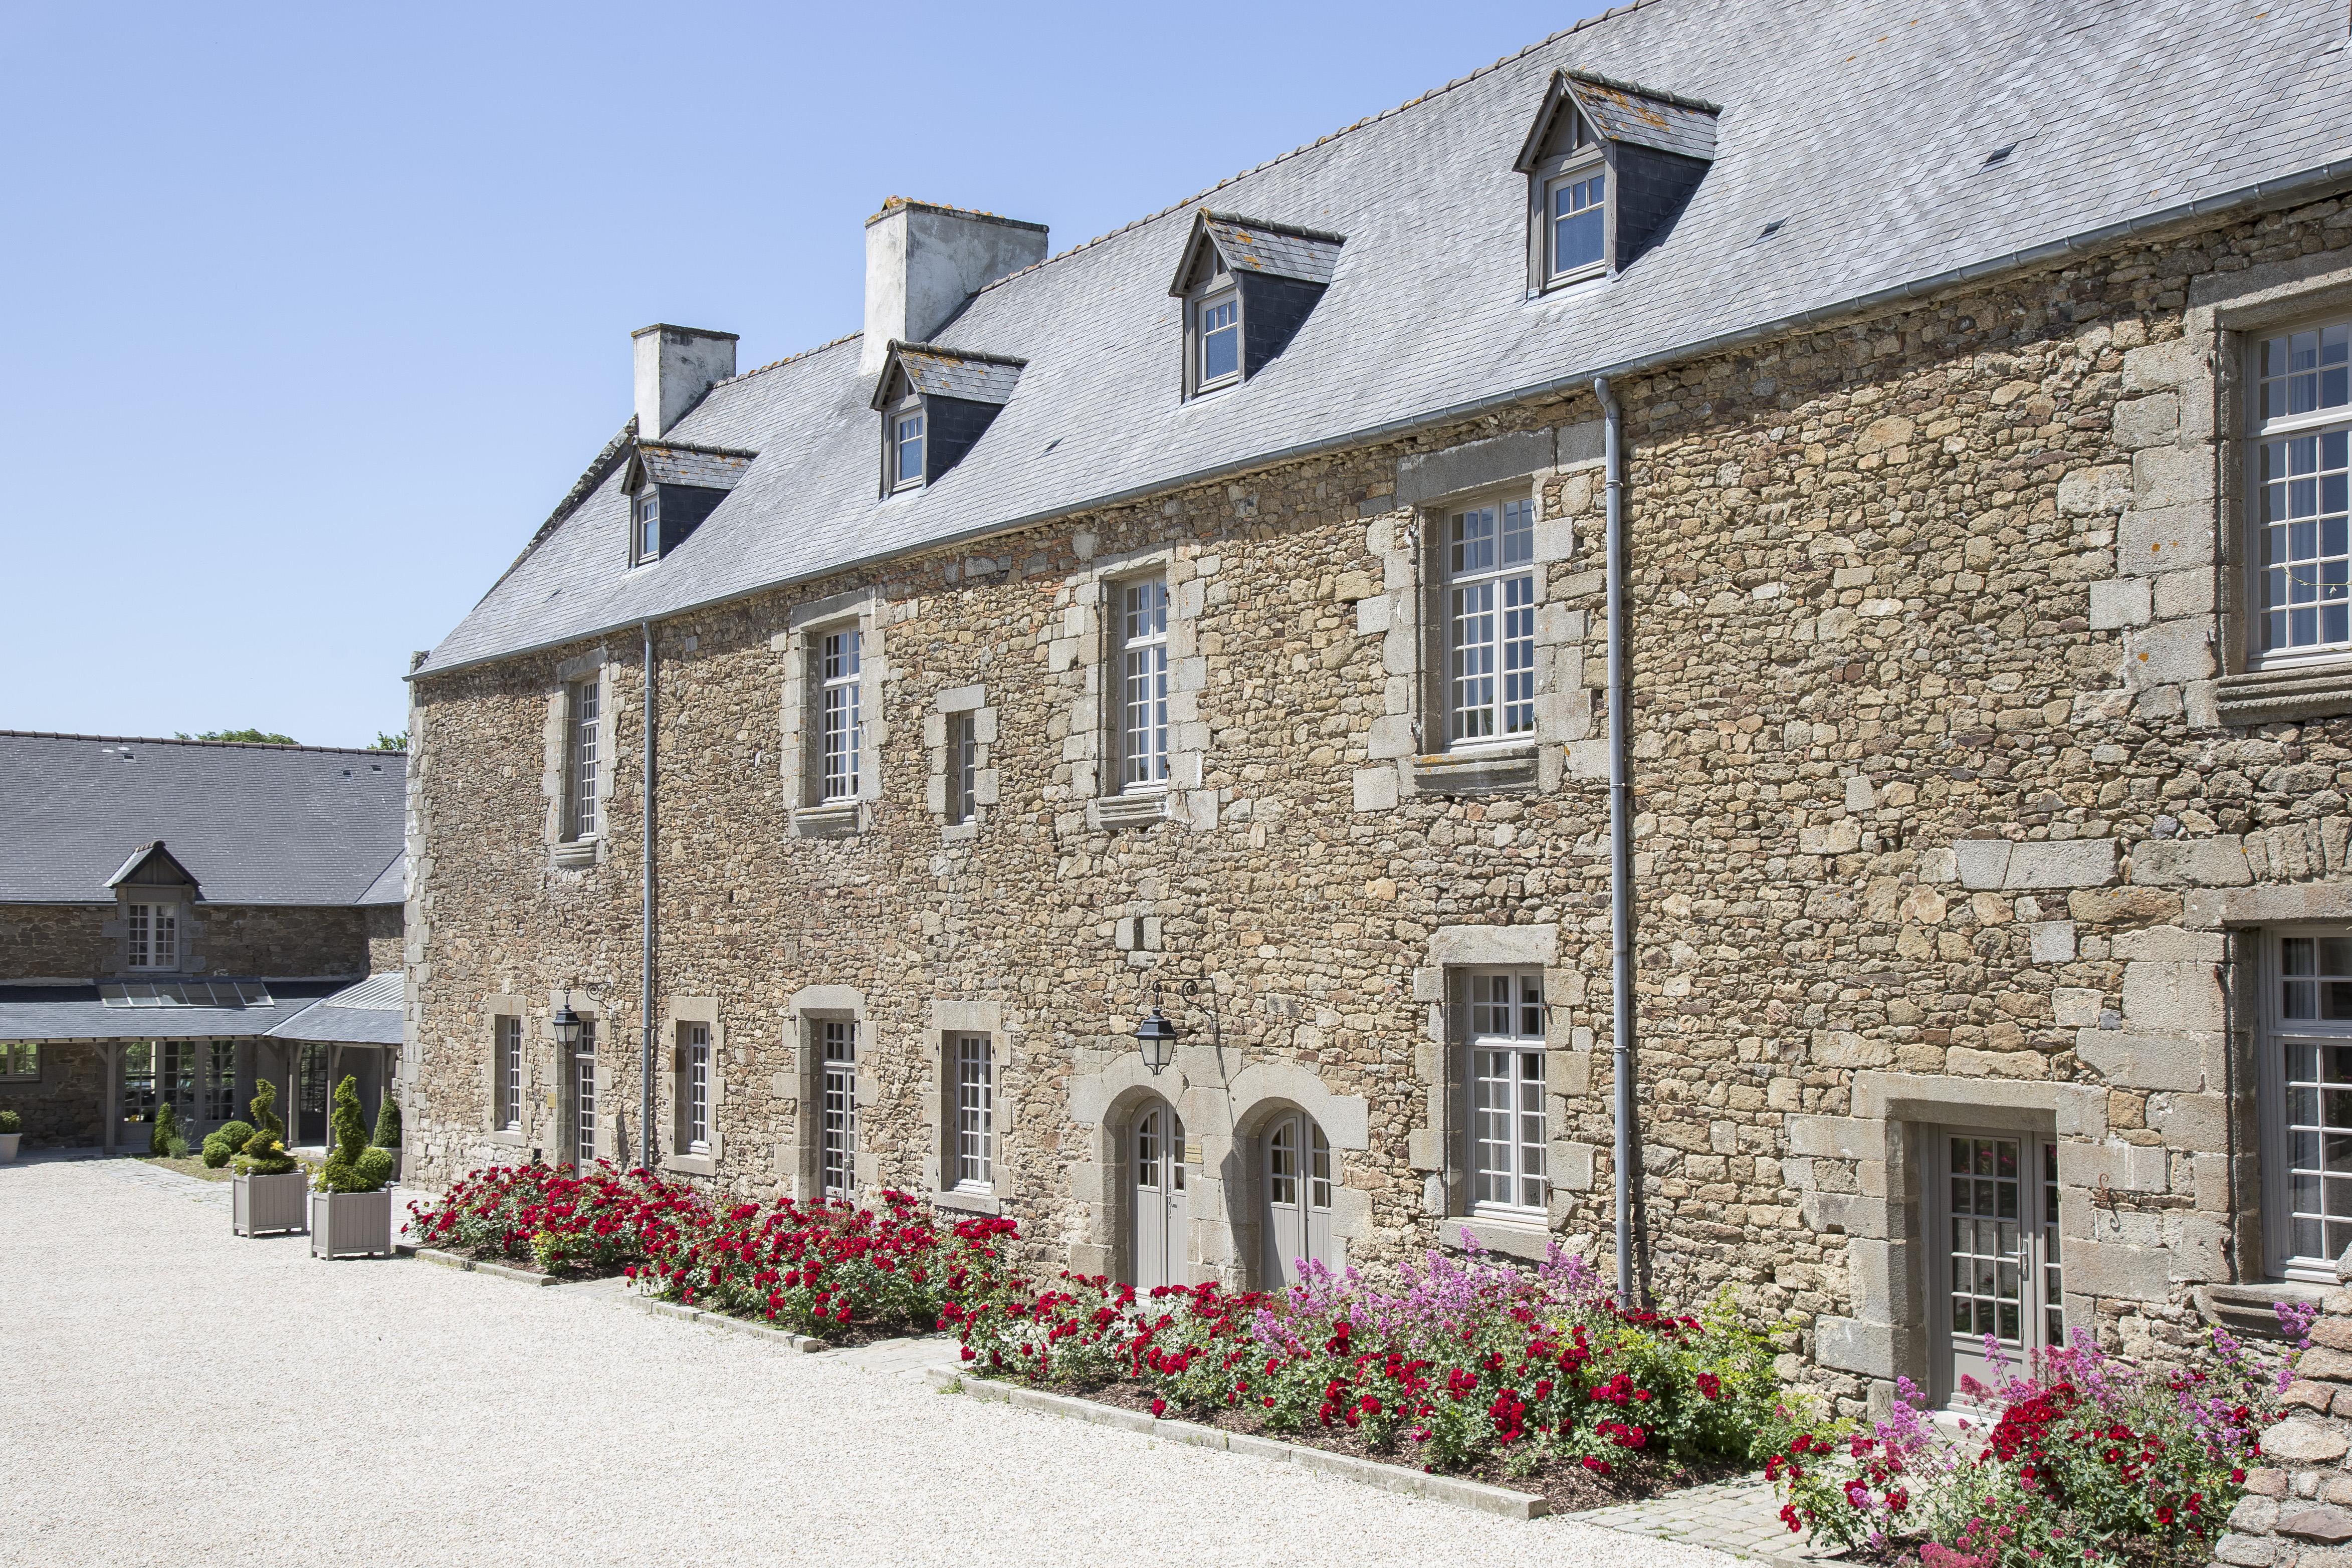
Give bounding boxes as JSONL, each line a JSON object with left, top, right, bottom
{"left": 1168, "top": 211, "right": 1345, "bottom": 401}
{"left": 620, "top": 441, "right": 756, "bottom": 566}
{"left": 870, "top": 341, "right": 1026, "bottom": 497}
{"left": 1514, "top": 70, "right": 1720, "bottom": 296}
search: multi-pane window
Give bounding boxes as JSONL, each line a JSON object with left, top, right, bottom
{"left": 566, "top": 678, "right": 601, "bottom": 840}
{"left": 1118, "top": 577, "right": 1170, "bottom": 788}
{"left": 1548, "top": 170, "right": 1606, "bottom": 279}
{"left": 205, "top": 1041, "right": 237, "bottom": 1122}
{"left": 1446, "top": 499, "right": 1539, "bottom": 745}
{"left": 954, "top": 1034, "right": 992, "bottom": 1191}
{"left": 1198, "top": 290, "right": 1240, "bottom": 388}
{"left": 893, "top": 408, "right": 926, "bottom": 491}
{"left": 634, "top": 489, "right": 661, "bottom": 562}
{"left": 1269, "top": 1118, "right": 1333, "bottom": 1211}
{"left": 494, "top": 1015, "right": 521, "bottom": 1132}
{"left": 1948, "top": 1135, "right": 2024, "bottom": 1345}
{"left": 820, "top": 1019, "right": 856, "bottom": 1200}
{"left": 1, "top": 1042, "right": 37, "bottom": 1080}
{"left": 682, "top": 1022, "right": 710, "bottom": 1155}
{"left": 2253, "top": 319, "right": 2352, "bottom": 657}
{"left": 1466, "top": 970, "right": 1546, "bottom": 1216}
{"left": 948, "top": 711, "right": 978, "bottom": 824}
{"left": 572, "top": 1019, "right": 597, "bottom": 1167}
{"left": 159, "top": 1039, "right": 195, "bottom": 1125}
{"left": 819, "top": 630, "right": 862, "bottom": 802}
{"left": 126, "top": 902, "right": 177, "bottom": 969}
{"left": 2275, "top": 933, "right": 2352, "bottom": 1272}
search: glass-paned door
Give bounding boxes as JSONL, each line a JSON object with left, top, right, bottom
{"left": 202, "top": 1040, "right": 240, "bottom": 1128}
{"left": 1938, "top": 1131, "right": 2062, "bottom": 1403}
{"left": 1264, "top": 1111, "right": 1336, "bottom": 1286}
{"left": 1132, "top": 1103, "right": 1188, "bottom": 1291}
{"left": 569, "top": 1023, "right": 597, "bottom": 1167}
{"left": 1466, "top": 971, "right": 1547, "bottom": 1218}
{"left": 820, "top": 1020, "right": 856, "bottom": 1200}
{"left": 159, "top": 1039, "right": 197, "bottom": 1131}
{"left": 297, "top": 1044, "right": 330, "bottom": 1145}
{"left": 121, "top": 1041, "right": 157, "bottom": 1126}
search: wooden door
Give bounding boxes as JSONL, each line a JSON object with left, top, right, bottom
{"left": 1937, "top": 1130, "right": 2061, "bottom": 1403}
{"left": 1264, "top": 1112, "right": 1337, "bottom": 1286}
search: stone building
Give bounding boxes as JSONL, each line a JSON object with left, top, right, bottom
{"left": 401, "top": 0, "right": 2352, "bottom": 1411}
{"left": 0, "top": 732, "right": 405, "bottom": 1149}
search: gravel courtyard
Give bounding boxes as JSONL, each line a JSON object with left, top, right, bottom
{"left": 5, "top": 1158, "right": 1741, "bottom": 1568}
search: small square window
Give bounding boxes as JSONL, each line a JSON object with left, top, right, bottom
{"left": 1198, "top": 292, "right": 1240, "bottom": 389}
{"left": 893, "top": 408, "right": 926, "bottom": 491}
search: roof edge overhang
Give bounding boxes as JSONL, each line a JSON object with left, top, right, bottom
{"left": 104, "top": 841, "right": 201, "bottom": 898}
{"left": 868, "top": 339, "right": 1030, "bottom": 411}
{"left": 411, "top": 155, "right": 2352, "bottom": 686}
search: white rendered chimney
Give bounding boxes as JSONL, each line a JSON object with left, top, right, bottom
{"left": 860, "top": 200, "right": 1049, "bottom": 375}
{"left": 632, "top": 324, "right": 738, "bottom": 439}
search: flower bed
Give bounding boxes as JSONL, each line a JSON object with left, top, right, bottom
{"left": 1772, "top": 1325, "right": 2283, "bottom": 1568}
{"left": 944, "top": 1237, "right": 1799, "bottom": 1510}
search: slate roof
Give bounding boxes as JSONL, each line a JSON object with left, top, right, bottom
{"left": 881, "top": 344, "right": 1027, "bottom": 407}
{"left": 1193, "top": 213, "right": 1347, "bottom": 287}
{"left": 416, "top": 0, "right": 2352, "bottom": 679}
{"left": 356, "top": 853, "right": 405, "bottom": 909}
{"left": 0, "top": 733, "right": 407, "bottom": 906}
{"left": 637, "top": 443, "right": 756, "bottom": 490}
{"left": 1563, "top": 71, "right": 1721, "bottom": 162}
{"left": 0, "top": 981, "right": 344, "bottom": 1042}
{"left": 266, "top": 973, "right": 404, "bottom": 1046}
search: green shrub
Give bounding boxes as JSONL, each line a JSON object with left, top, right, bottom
{"left": 213, "top": 1120, "right": 254, "bottom": 1155}
{"left": 200, "top": 1131, "right": 232, "bottom": 1168}
{"left": 235, "top": 1081, "right": 299, "bottom": 1177}
{"left": 0, "top": 1108, "right": 20, "bottom": 1135}
{"left": 318, "top": 1075, "right": 388, "bottom": 1193}
{"left": 372, "top": 1091, "right": 401, "bottom": 1153}
{"left": 150, "top": 1100, "right": 181, "bottom": 1157}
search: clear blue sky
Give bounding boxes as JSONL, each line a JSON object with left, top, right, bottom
{"left": 2, "top": 2, "right": 1600, "bottom": 749}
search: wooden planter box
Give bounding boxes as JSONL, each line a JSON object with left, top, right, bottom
{"left": 0, "top": 1132, "right": 19, "bottom": 1163}
{"left": 233, "top": 1172, "right": 309, "bottom": 1236}
{"left": 310, "top": 1189, "right": 394, "bottom": 1259}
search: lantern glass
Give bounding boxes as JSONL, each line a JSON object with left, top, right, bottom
{"left": 552, "top": 1006, "right": 584, "bottom": 1048}
{"left": 1137, "top": 1008, "right": 1178, "bottom": 1074}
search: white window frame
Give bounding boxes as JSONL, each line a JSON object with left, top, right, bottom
{"left": 819, "top": 1018, "right": 857, "bottom": 1201}
{"left": 1530, "top": 106, "right": 1608, "bottom": 292}
{"left": 953, "top": 1033, "right": 992, "bottom": 1192}
{"left": 681, "top": 1021, "right": 711, "bottom": 1155}
{"left": 494, "top": 1014, "right": 521, "bottom": 1132}
{"left": 564, "top": 677, "right": 601, "bottom": 841}
{"left": 890, "top": 399, "right": 927, "bottom": 493}
{"left": 1, "top": 1042, "right": 38, "bottom": 1082}
{"left": 1443, "top": 497, "right": 1540, "bottom": 749}
{"left": 1115, "top": 575, "right": 1170, "bottom": 791}
{"left": 1463, "top": 968, "right": 1546, "bottom": 1221}
{"left": 947, "top": 710, "right": 978, "bottom": 825}
{"left": 632, "top": 487, "right": 662, "bottom": 564}
{"left": 1193, "top": 281, "right": 1241, "bottom": 395}
{"left": 2245, "top": 314, "right": 2352, "bottom": 667}
{"left": 126, "top": 902, "right": 178, "bottom": 970}
{"left": 2260, "top": 927, "right": 2352, "bottom": 1281}
{"left": 817, "top": 629, "right": 862, "bottom": 803}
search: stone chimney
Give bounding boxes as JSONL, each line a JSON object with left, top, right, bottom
{"left": 860, "top": 199, "right": 1049, "bottom": 375}
{"left": 632, "top": 324, "right": 738, "bottom": 439}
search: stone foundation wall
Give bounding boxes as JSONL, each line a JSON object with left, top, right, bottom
{"left": 2221, "top": 1272, "right": 2352, "bottom": 1568}
{"left": 406, "top": 189, "right": 2352, "bottom": 1403}
{"left": 0, "top": 1042, "right": 103, "bottom": 1146}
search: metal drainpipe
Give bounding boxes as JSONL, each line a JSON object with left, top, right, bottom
{"left": 1594, "top": 377, "right": 1638, "bottom": 1306}
{"left": 640, "top": 618, "right": 657, "bottom": 1175}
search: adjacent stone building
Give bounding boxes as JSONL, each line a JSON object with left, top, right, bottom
{"left": 400, "top": 0, "right": 2352, "bottom": 1412}
{"left": 0, "top": 732, "right": 405, "bottom": 1149}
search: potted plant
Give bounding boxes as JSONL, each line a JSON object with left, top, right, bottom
{"left": 310, "top": 1075, "right": 395, "bottom": 1259}
{"left": 232, "top": 1080, "right": 308, "bottom": 1236}
{"left": 0, "top": 1108, "right": 20, "bottom": 1163}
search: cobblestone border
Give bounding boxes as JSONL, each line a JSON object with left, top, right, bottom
{"left": 398, "top": 1242, "right": 563, "bottom": 1287}
{"left": 924, "top": 1366, "right": 1547, "bottom": 1519}
{"left": 619, "top": 1293, "right": 831, "bottom": 1354}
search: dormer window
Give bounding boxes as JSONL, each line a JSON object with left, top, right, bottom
{"left": 1168, "top": 211, "right": 1344, "bottom": 401}
{"left": 870, "top": 341, "right": 1025, "bottom": 496}
{"left": 892, "top": 403, "right": 927, "bottom": 492}
{"left": 1515, "top": 70, "right": 1718, "bottom": 296}
{"left": 633, "top": 488, "right": 662, "bottom": 563}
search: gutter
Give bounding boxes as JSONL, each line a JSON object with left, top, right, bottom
{"left": 1594, "top": 376, "right": 1638, "bottom": 1307}
{"left": 407, "top": 155, "right": 2352, "bottom": 686}
{"left": 639, "top": 618, "right": 657, "bottom": 1175}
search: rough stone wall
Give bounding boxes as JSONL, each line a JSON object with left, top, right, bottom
{"left": 0, "top": 1042, "right": 103, "bottom": 1146}
{"left": 0, "top": 905, "right": 109, "bottom": 980}
{"left": 171, "top": 906, "right": 370, "bottom": 980}
{"left": 406, "top": 191, "right": 2352, "bottom": 1402}
{"left": 2221, "top": 1274, "right": 2352, "bottom": 1568}
{"left": 365, "top": 905, "right": 403, "bottom": 975}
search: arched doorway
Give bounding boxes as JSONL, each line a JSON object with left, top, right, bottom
{"left": 1263, "top": 1111, "right": 1335, "bottom": 1286}
{"left": 1130, "top": 1101, "right": 1187, "bottom": 1290}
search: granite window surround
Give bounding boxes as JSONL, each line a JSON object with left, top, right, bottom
{"left": 777, "top": 985, "right": 876, "bottom": 1202}
{"left": 925, "top": 1000, "right": 1015, "bottom": 1214}
{"left": 774, "top": 591, "right": 887, "bottom": 838}
{"left": 2079, "top": 253, "right": 2352, "bottom": 729}
{"left": 545, "top": 647, "right": 617, "bottom": 869}
{"left": 925, "top": 683, "right": 997, "bottom": 842}
{"left": 1045, "top": 542, "right": 1212, "bottom": 833}
{"left": 481, "top": 995, "right": 530, "bottom": 1148}
{"left": 662, "top": 995, "right": 724, "bottom": 1178}
{"left": 1404, "top": 923, "right": 1594, "bottom": 1261}
{"left": 1354, "top": 423, "right": 1600, "bottom": 810}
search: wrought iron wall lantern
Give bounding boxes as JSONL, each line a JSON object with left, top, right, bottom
{"left": 552, "top": 1005, "right": 584, "bottom": 1048}
{"left": 1135, "top": 976, "right": 1225, "bottom": 1075}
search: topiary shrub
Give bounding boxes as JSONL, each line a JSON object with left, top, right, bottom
{"left": 200, "top": 1131, "right": 232, "bottom": 1168}
{"left": 151, "top": 1100, "right": 181, "bottom": 1157}
{"left": 0, "top": 1109, "right": 20, "bottom": 1135}
{"left": 235, "top": 1080, "right": 298, "bottom": 1177}
{"left": 318, "top": 1075, "right": 390, "bottom": 1194}
{"left": 372, "top": 1090, "right": 401, "bottom": 1153}
{"left": 215, "top": 1120, "right": 254, "bottom": 1155}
